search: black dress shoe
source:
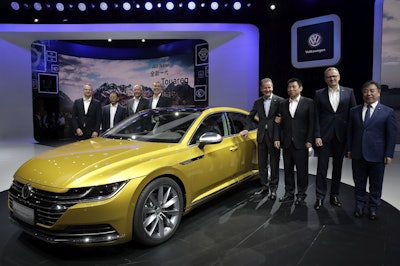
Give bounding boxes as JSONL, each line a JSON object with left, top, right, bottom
{"left": 279, "top": 194, "right": 294, "bottom": 202}
{"left": 369, "top": 211, "right": 378, "bottom": 221}
{"left": 330, "top": 196, "right": 342, "bottom": 207}
{"left": 269, "top": 191, "right": 277, "bottom": 200}
{"left": 314, "top": 199, "right": 323, "bottom": 210}
{"left": 295, "top": 198, "right": 305, "bottom": 206}
{"left": 354, "top": 208, "right": 363, "bottom": 218}
{"left": 254, "top": 187, "right": 269, "bottom": 197}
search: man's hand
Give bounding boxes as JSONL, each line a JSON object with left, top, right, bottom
{"left": 76, "top": 128, "right": 83, "bottom": 136}
{"left": 315, "top": 138, "right": 323, "bottom": 147}
{"left": 274, "top": 141, "right": 280, "bottom": 149}
{"left": 240, "top": 130, "right": 249, "bottom": 138}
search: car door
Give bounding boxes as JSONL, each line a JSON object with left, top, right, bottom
{"left": 185, "top": 112, "right": 243, "bottom": 204}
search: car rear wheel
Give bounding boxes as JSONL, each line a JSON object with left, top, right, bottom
{"left": 133, "top": 177, "right": 183, "bottom": 246}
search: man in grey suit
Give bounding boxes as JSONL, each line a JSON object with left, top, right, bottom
{"left": 241, "top": 78, "right": 284, "bottom": 200}
{"left": 126, "top": 84, "right": 150, "bottom": 116}
{"left": 274, "top": 78, "right": 315, "bottom": 205}
{"left": 72, "top": 84, "right": 102, "bottom": 140}
{"left": 313, "top": 67, "right": 357, "bottom": 210}
{"left": 347, "top": 81, "right": 397, "bottom": 220}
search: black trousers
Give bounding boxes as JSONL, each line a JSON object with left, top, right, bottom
{"left": 257, "top": 133, "right": 280, "bottom": 191}
{"left": 282, "top": 143, "right": 309, "bottom": 197}
{"left": 315, "top": 135, "right": 346, "bottom": 200}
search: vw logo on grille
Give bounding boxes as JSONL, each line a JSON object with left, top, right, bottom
{"left": 21, "top": 183, "right": 32, "bottom": 200}
{"left": 308, "top": 33, "right": 322, "bottom": 48}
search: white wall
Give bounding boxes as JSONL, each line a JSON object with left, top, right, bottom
{"left": 0, "top": 23, "right": 259, "bottom": 140}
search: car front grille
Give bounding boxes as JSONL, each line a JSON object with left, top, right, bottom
{"left": 9, "top": 180, "right": 78, "bottom": 226}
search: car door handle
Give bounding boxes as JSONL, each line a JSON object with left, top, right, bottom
{"left": 229, "top": 146, "right": 238, "bottom": 152}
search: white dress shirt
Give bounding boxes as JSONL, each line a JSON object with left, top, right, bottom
{"left": 289, "top": 95, "right": 300, "bottom": 118}
{"left": 328, "top": 86, "right": 340, "bottom": 112}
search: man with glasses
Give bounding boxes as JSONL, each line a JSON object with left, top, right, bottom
{"left": 313, "top": 67, "right": 356, "bottom": 210}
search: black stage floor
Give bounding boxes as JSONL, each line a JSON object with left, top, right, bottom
{"left": 1, "top": 174, "right": 400, "bottom": 266}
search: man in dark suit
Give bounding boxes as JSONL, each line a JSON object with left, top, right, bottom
{"left": 347, "top": 80, "right": 397, "bottom": 220}
{"left": 149, "top": 81, "right": 172, "bottom": 108}
{"left": 126, "top": 84, "right": 150, "bottom": 116}
{"left": 71, "top": 84, "right": 102, "bottom": 140}
{"left": 102, "top": 91, "right": 126, "bottom": 132}
{"left": 274, "top": 78, "right": 315, "bottom": 205}
{"left": 240, "top": 78, "right": 284, "bottom": 200}
{"left": 313, "top": 67, "right": 357, "bottom": 210}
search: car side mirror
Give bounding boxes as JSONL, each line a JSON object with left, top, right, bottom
{"left": 198, "top": 132, "right": 223, "bottom": 149}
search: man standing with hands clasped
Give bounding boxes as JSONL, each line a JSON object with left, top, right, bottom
{"left": 347, "top": 80, "right": 397, "bottom": 220}
{"left": 72, "top": 84, "right": 102, "bottom": 140}
{"left": 240, "top": 78, "right": 284, "bottom": 200}
{"left": 313, "top": 67, "right": 356, "bottom": 210}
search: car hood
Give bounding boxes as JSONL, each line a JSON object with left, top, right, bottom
{"left": 14, "top": 138, "right": 180, "bottom": 190}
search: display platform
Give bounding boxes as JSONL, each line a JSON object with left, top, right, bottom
{"left": 1, "top": 174, "right": 399, "bottom": 266}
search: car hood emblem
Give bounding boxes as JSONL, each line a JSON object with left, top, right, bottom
{"left": 21, "top": 183, "right": 32, "bottom": 200}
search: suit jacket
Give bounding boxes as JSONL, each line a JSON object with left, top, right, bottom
{"left": 274, "top": 96, "right": 315, "bottom": 149}
{"left": 72, "top": 98, "right": 102, "bottom": 135}
{"left": 126, "top": 97, "right": 150, "bottom": 116}
{"left": 347, "top": 103, "right": 397, "bottom": 162}
{"left": 246, "top": 94, "right": 284, "bottom": 143}
{"left": 149, "top": 95, "right": 173, "bottom": 108}
{"left": 102, "top": 103, "right": 126, "bottom": 132}
{"left": 314, "top": 86, "right": 356, "bottom": 143}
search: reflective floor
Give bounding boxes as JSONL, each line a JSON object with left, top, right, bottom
{"left": 1, "top": 175, "right": 400, "bottom": 266}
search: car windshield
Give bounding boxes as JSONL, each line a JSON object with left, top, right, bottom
{"left": 101, "top": 108, "right": 201, "bottom": 143}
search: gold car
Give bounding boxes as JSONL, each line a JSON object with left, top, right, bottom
{"left": 8, "top": 107, "right": 258, "bottom": 246}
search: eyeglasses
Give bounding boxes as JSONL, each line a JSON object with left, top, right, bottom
{"left": 325, "top": 75, "right": 338, "bottom": 79}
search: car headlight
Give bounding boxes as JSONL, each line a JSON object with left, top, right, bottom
{"left": 66, "top": 181, "right": 129, "bottom": 203}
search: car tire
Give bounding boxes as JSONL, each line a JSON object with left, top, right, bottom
{"left": 133, "top": 177, "right": 183, "bottom": 246}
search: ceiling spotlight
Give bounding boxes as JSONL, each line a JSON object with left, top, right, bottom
{"left": 233, "top": 2, "right": 241, "bottom": 10}
{"left": 144, "top": 2, "right": 153, "bottom": 10}
{"left": 188, "top": 1, "right": 196, "bottom": 10}
{"left": 122, "top": 2, "right": 131, "bottom": 11}
{"left": 78, "top": 3, "right": 86, "bottom": 11}
{"left": 157, "top": 3, "right": 161, "bottom": 8}
{"left": 34, "top": 18, "right": 39, "bottom": 23}
{"left": 107, "top": 38, "right": 112, "bottom": 42}
{"left": 99, "top": 2, "right": 108, "bottom": 11}
{"left": 166, "top": 2, "right": 174, "bottom": 10}
{"left": 270, "top": 4, "right": 276, "bottom": 10}
{"left": 33, "top": 2, "right": 42, "bottom": 11}
{"left": 56, "top": 3, "right": 64, "bottom": 11}
{"left": 10, "top": 2, "right": 20, "bottom": 10}
{"left": 210, "top": 2, "right": 218, "bottom": 10}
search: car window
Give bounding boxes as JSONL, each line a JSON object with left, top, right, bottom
{"left": 227, "top": 112, "right": 258, "bottom": 135}
{"left": 102, "top": 109, "right": 200, "bottom": 143}
{"left": 189, "top": 112, "right": 227, "bottom": 145}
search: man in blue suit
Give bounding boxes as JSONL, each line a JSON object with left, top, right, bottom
{"left": 102, "top": 91, "right": 126, "bottom": 132}
{"left": 313, "top": 67, "right": 357, "bottom": 210}
{"left": 347, "top": 80, "right": 397, "bottom": 220}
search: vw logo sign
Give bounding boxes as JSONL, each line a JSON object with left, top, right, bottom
{"left": 21, "top": 183, "right": 32, "bottom": 200}
{"left": 195, "top": 88, "right": 205, "bottom": 98}
{"left": 198, "top": 48, "right": 209, "bottom": 62}
{"left": 308, "top": 33, "right": 322, "bottom": 48}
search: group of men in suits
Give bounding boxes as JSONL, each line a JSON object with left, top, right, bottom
{"left": 242, "top": 67, "right": 397, "bottom": 220}
{"left": 71, "top": 81, "right": 173, "bottom": 140}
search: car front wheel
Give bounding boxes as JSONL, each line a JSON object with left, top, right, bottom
{"left": 133, "top": 177, "right": 183, "bottom": 246}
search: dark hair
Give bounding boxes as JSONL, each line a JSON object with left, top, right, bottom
{"left": 287, "top": 77, "right": 302, "bottom": 87}
{"left": 361, "top": 80, "right": 381, "bottom": 92}
{"left": 109, "top": 90, "right": 119, "bottom": 97}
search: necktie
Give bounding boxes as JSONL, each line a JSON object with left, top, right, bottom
{"left": 364, "top": 105, "right": 371, "bottom": 125}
